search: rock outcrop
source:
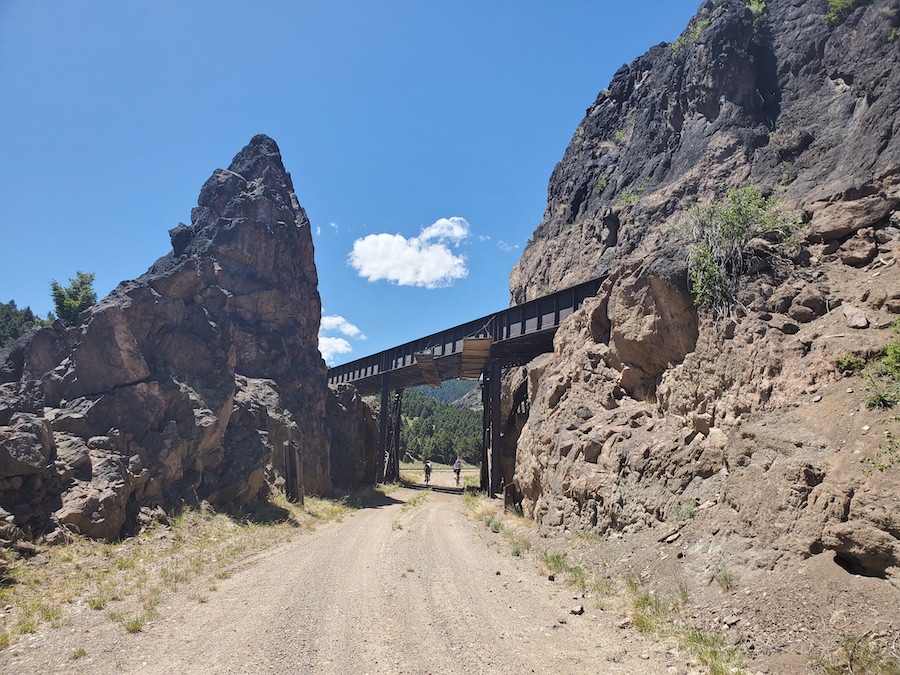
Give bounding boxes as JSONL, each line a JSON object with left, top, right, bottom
{"left": 507, "top": 0, "right": 900, "bottom": 584}
{"left": 0, "top": 135, "right": 377, "bottom": 541}
{"left": 326, "top": 384, "right": 379, "bottom": 487}
{"left": 510, "top": 0, "right": 900, "bottom": 302}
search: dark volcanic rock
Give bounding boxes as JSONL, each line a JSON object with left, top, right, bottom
{"left": 0, "top": 135, "right": 375, "bottom": 541}
{"left": 326, "top": 384, "right": 379, "bottom": 487}
{"left": 510, "top": 0, "right": 900, "bottom": 302}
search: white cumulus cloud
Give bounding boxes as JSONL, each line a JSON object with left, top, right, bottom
{"left": 348, "top": 216, "right": 470, "bottom": 288}
{"left": 318, "top": 336, "right": 353, "bottom": 365}
{"left": 321, "top": 315, "right": 366, "bottom": 340}
{"left": 318, "top": 314, "right": 366, "bottom": 365}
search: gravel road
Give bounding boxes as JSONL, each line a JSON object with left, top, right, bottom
{"left": 3, "top": 489, "right": 679, "bottom": 674}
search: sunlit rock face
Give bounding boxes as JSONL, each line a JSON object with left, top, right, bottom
{"left": 508, "top": 0, "right": 900, "bottom": 578}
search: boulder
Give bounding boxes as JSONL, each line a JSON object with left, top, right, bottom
{"left": 839, "top": 229, "right": 879, "bottom": 267}
{"left": 842, "top": 305, "right": 869, "bottom": 329}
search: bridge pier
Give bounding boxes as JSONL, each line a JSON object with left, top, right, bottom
{"left": 478, "top": 357, "right": 504, "bottom": 497}
{"left": 379, "top": 374, "right": 403, "bottom": 483}
{"left": 379, "top": 373, "right": 390, "bottom": 482}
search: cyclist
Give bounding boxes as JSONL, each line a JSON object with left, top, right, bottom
{"left": 453, "top": 458, "right": 461, "bottom": 486}
{"left": 424, "top": 460, "right": 432, "bottom": 485}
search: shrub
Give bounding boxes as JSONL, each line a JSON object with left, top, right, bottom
{"left": 615, "top": 175, "right": 651, "bottom": 207}
{"left": 836, "top": 353, "right": 865, "bottom": 374}
{"left": 863, "top": 331, "right": 900, "bottom": 409}
{"left": 671, "top": 499, "right": 697, "bottom": 522}
{"left": 824, "top": 0, "right": 868, "bottom": 26}
{"left": 746, "top": 0, "right": 766, "bottom": 27}
{"left": 862, "top": 429, "right": 899, "bottom": 475}
{"left": 680, "top": 186, "right": 802, "bottom": 319}
{"left": 817, "top": 632, "right": 900, "bottom": 674}
{"left": 672, "top": 19, "right": 710, "bottom": 53}
{"left": 715, "top": 568, "right": 735, "bottom": 591}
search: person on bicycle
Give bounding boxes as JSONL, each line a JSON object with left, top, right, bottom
{"left": 453, "top": 458, "right": 461, "bottom": 486}
{"left": 424, "top": 460, "right": 432, "bottom": 485}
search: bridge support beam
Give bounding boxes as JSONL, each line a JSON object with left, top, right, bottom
{"left": 479, "top": 357, "right": 503, "bottom": 497}
{"left": 379, "top": 372, "right": 391, "bottom": 482}
{"left": 489, "top": 359, "right": 502, "bottom": 497}
{"left": 480, "top": 378, "right": 489, "bottom": 492}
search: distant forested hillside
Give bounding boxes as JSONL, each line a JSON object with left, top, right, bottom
{"left": 0, "top": 300, "right": 51, "bottom": 348}
{"left": 413, "top": 378, "right": 479, "bottom": 406}
{"left": 400, "top": 389, "right": 481, "bottom": 464}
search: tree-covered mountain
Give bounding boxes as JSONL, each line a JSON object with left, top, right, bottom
{"left": 0, "top": 300, "right": 51, "bottom": 348}
{"left": 400, "top": 389, "right": 481, "bottom": 464}
{"left": 412, "top": 379, "right": 480, "bottom": 407}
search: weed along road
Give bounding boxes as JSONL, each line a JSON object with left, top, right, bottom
{"left": 3, "top": 489, "right": 675, "bottom": 674}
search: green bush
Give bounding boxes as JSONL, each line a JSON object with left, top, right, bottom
{"left": 862, "top": 429, "right": 899, "bottom": 475}
{"left": 746, "top": 1, "right": 766, "bottom": 27}
{"left": 671, "top": 499, "right": 697, "bottom": 522}
{"left": 615, "top": 175, "right": 651, "bottom": 207}
{"left": 863, "top": 327, "right": 900, "bottom": 409}
{"left": 680, "top": 186, "right": 802, "bottom": 319}
{"left": 824, "top": 0, "right": 868, "bottom": 26}
{"left": 835, "top": 353, "right": 866, "bottom": 374}
{"left": 672, "top": 19, "right": 710, "bottom": 53}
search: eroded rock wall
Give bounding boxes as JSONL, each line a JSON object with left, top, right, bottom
{"left": 509, "top": 0, "right": 900, "bottom": 580}
{"left": 326, "top": 384, "right": 379, "bottom": 487}
{"left": 514, "top": 240, "right": 900, "bottom": 575}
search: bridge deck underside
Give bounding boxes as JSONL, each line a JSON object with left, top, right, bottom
{"left": 337, "top": 329, "right": 557, "bottom": 396}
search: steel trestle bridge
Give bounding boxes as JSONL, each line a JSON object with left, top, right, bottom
{"left": 326, "top": 277, "right": 605, "bottom": 494}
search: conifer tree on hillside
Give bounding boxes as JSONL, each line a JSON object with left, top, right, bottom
{"left": 50, "top": 270, "right": 97, "bottom": 326}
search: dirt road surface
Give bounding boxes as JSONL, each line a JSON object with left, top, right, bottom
{"left": 3, "top": 489, "right": 681, "bottom": 674}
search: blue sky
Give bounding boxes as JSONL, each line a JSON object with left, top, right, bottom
{"left": 0, "top": 1, "right": 700, "bottom": 366}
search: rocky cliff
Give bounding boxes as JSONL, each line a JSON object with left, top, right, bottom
{"left": 0, "top": 135, "right": 376, "bottom": 541}
{"left": 511, "top": 0, "right": 900, "bottom": 302}
{"left": 507, "top": 0, "right": 900, "bottom": 593}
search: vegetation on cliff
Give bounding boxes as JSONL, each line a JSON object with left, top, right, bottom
{"left": 680, "top": 186, "right": 802, "bottom": 318}
{"left": 49, "top": 270, "right": 96, "bottom": 326}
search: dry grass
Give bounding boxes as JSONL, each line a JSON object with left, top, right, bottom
{"left": 0, "top": 488, "right": 379, "bottom": 649}
{"left": 816, "top": 632, "right": 900, "bottom": 675}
